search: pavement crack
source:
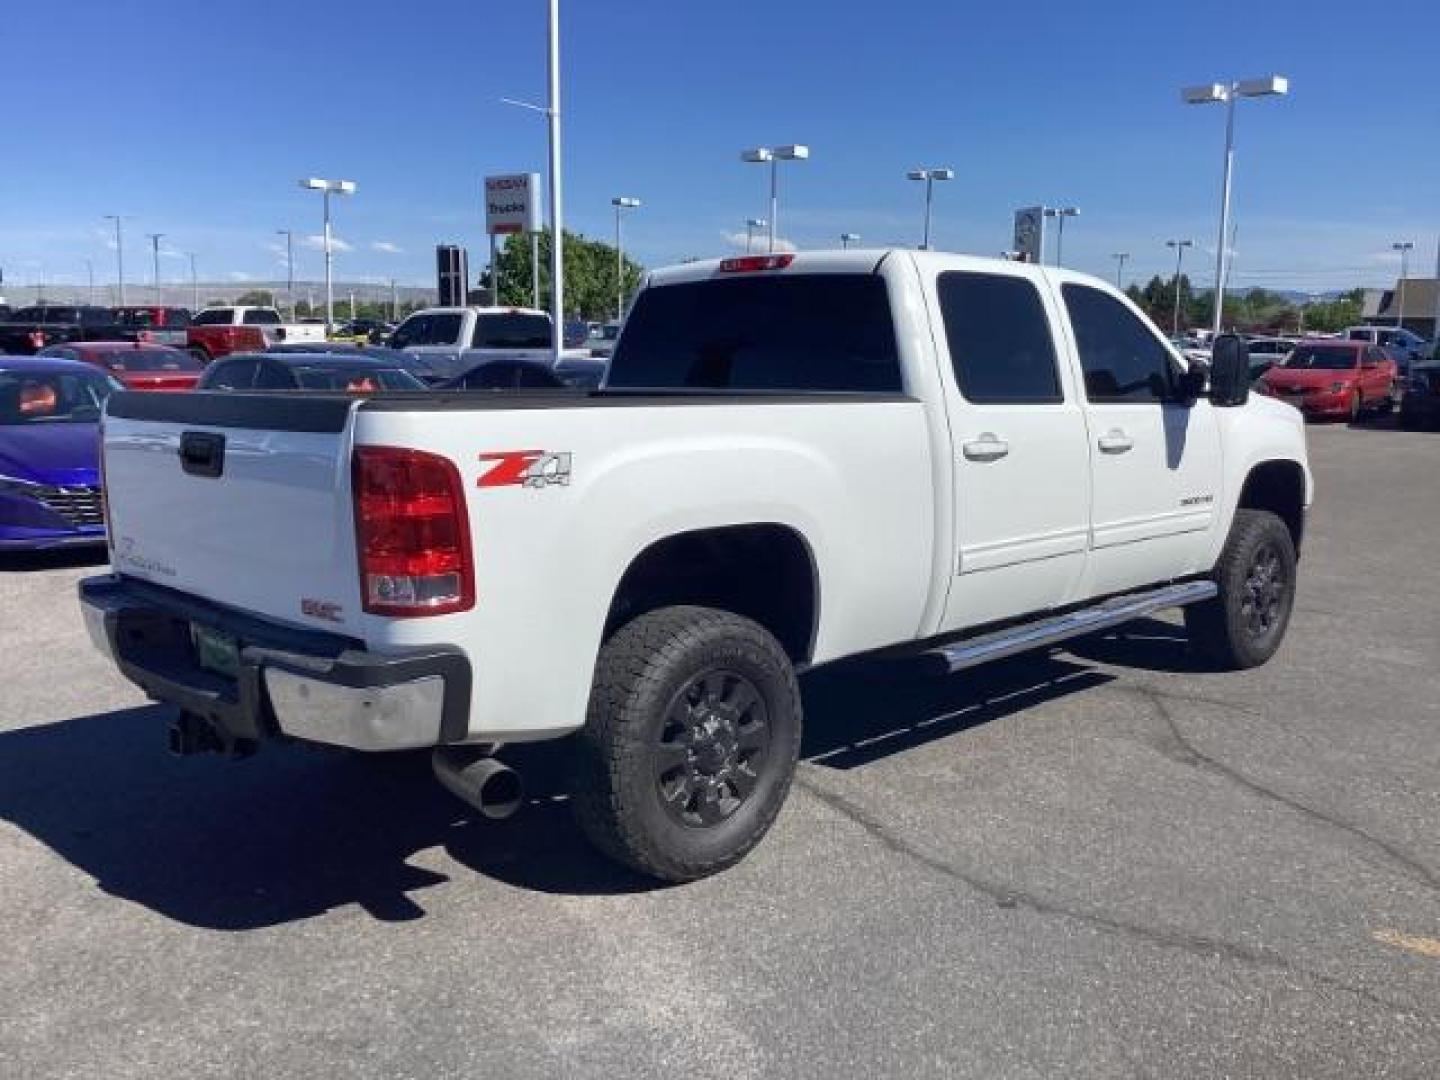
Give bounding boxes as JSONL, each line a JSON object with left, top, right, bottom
{"left": 1123, "top": 685, "right": 1439, "bottom": 893}
{"left": 794, "top": 769, "right": 1415, "bottom": 1016}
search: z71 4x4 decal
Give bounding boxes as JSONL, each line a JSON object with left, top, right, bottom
{"left": 478, "top": 450, "right": 573, "bottom": 489}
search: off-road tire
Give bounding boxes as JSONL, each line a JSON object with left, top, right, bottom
{"left": 572, "top": 605, "right": 802, "bottom": 882}
{"left": 1185, "top": 509, "right": 1297, "bottom": 670}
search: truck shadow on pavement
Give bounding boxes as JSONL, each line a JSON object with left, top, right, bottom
{"left": 0, "top": 631, "right": 1201, "bottom": 928}
{"left": 0, "top": 548, "right": 108, "bottom": 573}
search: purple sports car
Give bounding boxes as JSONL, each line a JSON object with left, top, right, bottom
{"left": 0, "top": 357, "right": 119, "bottom": 550}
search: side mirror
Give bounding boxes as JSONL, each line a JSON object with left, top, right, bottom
{"left": 1173, "top": 365, "right": 1208, "bottom": 403}
{"left": 1209, "top": 334, "right": 1250, "bottom": 407}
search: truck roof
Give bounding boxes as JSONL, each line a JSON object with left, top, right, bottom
{"left": 646, "top": 248, "right": 1114, "bottom": 293}
{"left": 409, "top": 306, "right": 549, "bottom": 317}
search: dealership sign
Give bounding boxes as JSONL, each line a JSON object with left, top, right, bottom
{"left": 484, "top": 173, "right": 542, "bottom": 235}
{"left": 1012, "top": 206, "right": 1045, "bottom": 264}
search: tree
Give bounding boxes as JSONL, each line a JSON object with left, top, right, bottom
{"left": 492, "top": 229, "right": 643, "bottom": 321}
{"left": 1297, "top": 289, "right": 1364, "bottom": 334}
{"left": 233, "top": 289, "right": 277, "bottom": 307}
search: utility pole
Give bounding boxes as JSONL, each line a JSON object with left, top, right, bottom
{"left": 85, "top": 259, "right": 94, "bottom": 304}
{"left": 390, "top": 278, "right": 398, "bottom": 321}
{"left": 187, "top": 253, "right": 198, "bottom": 310}
{"left": 1391, "top": 241, "right": 1413, "bottom": 329}
{"left": 104, "top": 215, "right": 126, "bottom": 305}
{"left": 146, "top": 233, "right": 164, "bottom": 304}
{"left": 1111, "top": 252, "right": 1129, "bottom": 288}
{"left": 1165, "top": 239, "right": 1194, "bottom": 336}
{"left": 276, "top": 229, "right": 295, "bottom": 319}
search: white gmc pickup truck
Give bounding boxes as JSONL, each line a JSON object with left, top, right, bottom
{"left": 80, "top": 250, "right": 1311, "bottom": 882}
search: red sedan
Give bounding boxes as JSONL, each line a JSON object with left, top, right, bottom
{"left": 1257, "top": 340, "right": 1396, "bottom": 421}
{"left": 36, "top": 341, "right": 203, "bottom": 392}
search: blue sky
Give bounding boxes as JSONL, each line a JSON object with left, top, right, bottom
{"left": 2, "top": 0, "right": 1436, "bottom": 295}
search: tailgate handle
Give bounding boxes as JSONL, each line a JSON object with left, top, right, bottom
{"left": 179, "top": 431, "right": 225, "bottom": 478}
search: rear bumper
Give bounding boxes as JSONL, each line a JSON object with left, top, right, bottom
{"left": 78, "top": 574, "right": 472, "bottom": 751}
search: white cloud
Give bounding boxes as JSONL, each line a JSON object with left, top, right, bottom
{"left": 303, "top": 233, "right": 352, "bottom": 253}
{"left": 721, "top": 231, "right": 796, "bottom": 253}
{"left": 371, "top": 240, "right": 403, "bottom": 254}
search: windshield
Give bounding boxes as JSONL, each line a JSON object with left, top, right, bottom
{"left": 290, "top": 366, "right": 425, "bottom": 391}
{"left": 1283, "top": 346, "right": 1360, "bottom": 370}
{"left": 473, "top": 312, "right": 552, "bottom": 349}
{"left": 0, "top": 369, "right": 116, "bottom": 425}
{"left": 95, "top": 348, "right": 202, "bottom": 372}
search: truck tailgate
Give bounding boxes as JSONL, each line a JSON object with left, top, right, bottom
{"left": 102, "top": 392, "right": 365, "bottom": 634}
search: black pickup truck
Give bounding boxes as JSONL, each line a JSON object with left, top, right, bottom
{"left": 0, "top": 305, "right": 135, "bottom": 354}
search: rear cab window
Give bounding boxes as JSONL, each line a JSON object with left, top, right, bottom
{"left": 607, "top": 273, "right": 902, "bottom": 392}
{"left": 472, "top": 312, "right": 552, "bottom": 349}
{"left": 241, "top": 309, "right": 281, "bottom": 326}
{"left": 191, "top": 309, "right": 234, "bottom": 326}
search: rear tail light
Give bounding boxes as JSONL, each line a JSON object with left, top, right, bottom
{"left": 718, "top": 254, "right": 795, "bottom": 273}
{"left": 28, "top": 330, "right": 45, "bottom": 350}
{"left": 353, "top": 446, "right": 474, "bottom": 616}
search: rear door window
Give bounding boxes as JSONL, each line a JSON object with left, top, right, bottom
{"left": 607, "top": 273, "right": 902, "bottom": 391}
{"left": 241, "top": 309, "right": 281, "bottom": 325}
{"left": 937, "top": 272, "right": 1062, "bottom": 403}
{"left": 191, "top": 309, "right": 233, "bottom": 326}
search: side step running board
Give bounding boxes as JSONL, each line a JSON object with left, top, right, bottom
{"left": 928, "top": 580, "right": 1218, "bottom": 673}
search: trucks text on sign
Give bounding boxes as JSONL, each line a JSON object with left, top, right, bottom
{"left": 484, "top": 173, "right": 541, "bottom": 235}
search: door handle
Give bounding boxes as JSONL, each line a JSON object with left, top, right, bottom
{"left": 1097, "top": 429, "right": 1134, "bottom": 454}
{"left": 962, "top": 434, "right": 1010, "bottom": 462}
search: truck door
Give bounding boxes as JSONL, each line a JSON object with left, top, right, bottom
{"left": 931, "top": 268, "right": 1092, "bottom": 631}
{"left": 1057, "top": 283, "right": 1223, "bottom": 597}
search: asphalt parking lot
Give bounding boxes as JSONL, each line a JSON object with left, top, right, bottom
{"left": 2, "top": 420, "right": 1437, "bottom": 1079}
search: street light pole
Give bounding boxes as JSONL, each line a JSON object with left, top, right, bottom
{"left": 611, "top": 196, "right": 640, "bottom": 320}
{"left": 1111, "top": 252, "right": 1129, "bottom": 288}
{"left": 104, "top": 215, "right": 125, "bottom": 305}
{"left": 742, "top": 145, "right": 809, "bottom": 253}
{"left": 276, "top": 229, "right": 294, "bottom": 319}
{"left": 840, "top": 233, "right": 861, "bottom": 250}
{"left": 907, "top": 168, "right": 954, "bottom": 250}
{"left": 546, "top": 0, "right": 565, "bottom": 364}
{"left": 745, "top": 218, "right": 766, "bottom": 254}
{"left": 85, "top": 259, "right": 94, "bottom": 305}
{"left": 1392, "top": 241, "right": 1413, "bottom": 329}
{"left": 299, "top": 177, "right": 356, "bottom": 329}
{"left": 146, "top": 233, "right": 164, "bottom": 304}
{"left": 185, "top": 253, "right": 198, "bottom": 310}
{"left": 1182, "top": 76, "right": 1289, "bottom": 337}
{"left": 1043, "top": 207, "right": 1079, "bottom": 266}
{"left": 1166, "top": 239, "right": 1194, "bottom": 336}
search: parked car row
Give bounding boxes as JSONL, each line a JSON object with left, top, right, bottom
{"left": 0, "top": 300, "right": 615, "bottom": 549}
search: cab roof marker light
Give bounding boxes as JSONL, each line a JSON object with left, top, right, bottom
{"left": 718, "top": 255, "right": 796, "bottom": 273}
